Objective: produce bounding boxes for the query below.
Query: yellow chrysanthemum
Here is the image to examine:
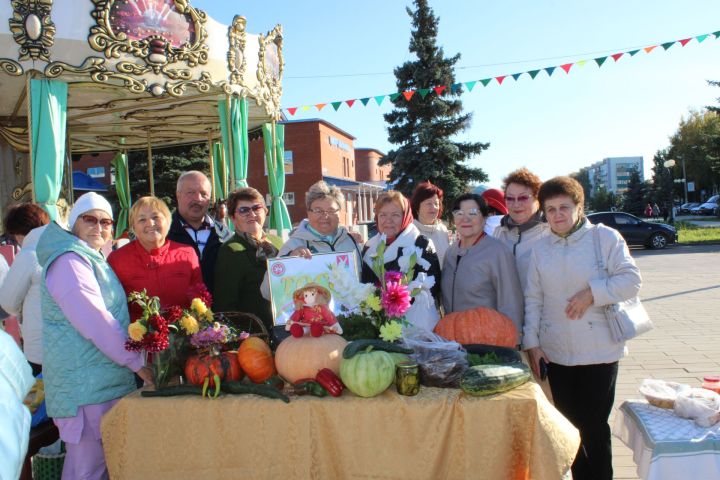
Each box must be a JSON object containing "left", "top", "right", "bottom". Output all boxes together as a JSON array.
[
  {"left": 180, "top": 314, "right": 200, "bottom": 334},
  {"left": 365, "top": 294, "right": 382, "bottom": 312},
  {"left": 379, "top": 321, "right": 403, "bottom": 342},
  {"left": 128, "top": 321, "right": 147, "bottom": 341},
  {"left": 191, "top": 298, "right": 208, "bottom": 315},
  {"left": 202, "top": 309, "right": 214, "bottom": 322}
]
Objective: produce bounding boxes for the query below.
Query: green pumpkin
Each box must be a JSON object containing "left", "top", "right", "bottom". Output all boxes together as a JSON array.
[{"left": 340, "top": 348, "right": 396, "bottom": 398}]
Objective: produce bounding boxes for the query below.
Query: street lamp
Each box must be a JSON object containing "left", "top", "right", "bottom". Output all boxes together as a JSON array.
[
  {"left": 663, "top": 159, "right": 676, "bottom": 223},
  {"left": 667, "top": 157, "right": 689, "bottom": 205}
]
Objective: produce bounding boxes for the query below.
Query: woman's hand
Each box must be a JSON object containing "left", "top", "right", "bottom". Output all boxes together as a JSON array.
[
  {"left": 136, "top": 366, "right": 154, "bottom": 386},
  {"left": 289, "top": 247, "right": 313, "bottom": 259},
  {"left": 526, "top": 347, "right": 549, "bottom": 379},
  {"left": 565, "top": 287, "right": 594, "bottom": 320}
]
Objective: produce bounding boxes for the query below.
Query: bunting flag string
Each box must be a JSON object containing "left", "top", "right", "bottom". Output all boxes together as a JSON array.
[{"left": 283, "top": 30, "right": 720, "bottom": 116}]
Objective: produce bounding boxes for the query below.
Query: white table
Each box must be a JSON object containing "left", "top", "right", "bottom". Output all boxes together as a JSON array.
[{"left": 614, "top": 400, "right": 720, "bottom": 480}]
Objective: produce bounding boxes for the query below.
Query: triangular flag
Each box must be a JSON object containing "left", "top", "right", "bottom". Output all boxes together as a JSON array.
[
  {"left": 679, "top": 38, "right": 692, "bottom": 47},
  {"left": 301, "top": 105, "right": 311, "bottom": 111},
  {"left": 345, "top": 99, "right": 356, "bottom": 108},
  {"left": 389, "top": 93, "right": 401, "bottom": 101},
  {"left": 661, "top": 41, "right": 675, "bottom": 50},
  {"left": 713, "top": 31, "right": 720, "bottom": 38},
  {"left": 418, "top": 88, "right": 431, "bottom": 98},
  {"left": 512, "top": 73, "right": 522, "bottom": 81},
  {"left": 374, "top": 95, "right": 385, "bottom": 106},
  {"left": 495, "top": 75, "right": 507, "bottom": 85},
  {"left": 331, "top": 101, "right": 342, "bottom": 111},
  {"left": 628, "top": 49, "right": 640, "bottom": 56},
  {"left": 560, "top": 63, "right": 573, "bottom": 74},
  {"left": 433, "top": 85, "right": 446, "bottom": 95},
  {"left": 480, "top": 78, "right": 492, "bottom": 86},
  {"left": 544, "top": 66, "right": 556, "bottom": 76},
  {"left": 595, "top": 56, "right": 607, "bottom": 67},
  {"left": 450, "top": 83, "right": 461, "bottom": 93},
  {"left": 528, "top": 70, "right": 540, "bottom": 79},
  {"left": 316, "top": 103, "right": 327, "bottom": 111},
  {"left": 465, "top": 80, "right": 477, "bottom": 91},
  {"left": 697, "top": 34, "right": 709, "bottom": 43},
  {"left": 287, "top": 107, "right": 297, "bottom": 116},
  {"left": 402, "top": 90, "right": 415, "bottom": 101},
  {"left": 360, "top": 97, "right": 371, "bottom": 106},
  {"left": 576, "top": 60, "right": 587, "bottom": 68},
  {"left": 644, "top": 45, "right": 657, "bottom": 53},
  {"left": 611, "top": 53, "right": 624, "bottom": 62}
]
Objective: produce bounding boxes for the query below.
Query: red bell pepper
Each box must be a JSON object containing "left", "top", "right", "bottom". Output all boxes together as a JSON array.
[{"left": 315, "top": 368, "right": 344, "bottom": 397}]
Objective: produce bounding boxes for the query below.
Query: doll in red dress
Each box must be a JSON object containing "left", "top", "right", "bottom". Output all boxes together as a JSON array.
[{"left": 286, "top": 283, "right": 343, "bottom": 337}]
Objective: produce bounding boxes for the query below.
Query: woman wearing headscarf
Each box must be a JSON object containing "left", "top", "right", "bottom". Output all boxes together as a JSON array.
[
  {"left": 410, "top": 181, "right": 450, "bottom": 268},
  {"left": 36, "top": 192, "right": 153, "bottom": 480}
]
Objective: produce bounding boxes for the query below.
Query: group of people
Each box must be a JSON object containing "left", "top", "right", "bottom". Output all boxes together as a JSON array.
[{"left": 0, "top": 166, "right": 641, "bottom": 480}]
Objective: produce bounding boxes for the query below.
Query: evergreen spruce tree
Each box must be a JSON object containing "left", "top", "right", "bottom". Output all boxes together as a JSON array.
[
  {"left": 381, "top": 0, "right": 488, "bottom": 213},
  {"left": 622, "top": 167, "right": 649, "bottom": 216},
  {"left": 127, "top": 143, "right": 210, "bottom": 209}
]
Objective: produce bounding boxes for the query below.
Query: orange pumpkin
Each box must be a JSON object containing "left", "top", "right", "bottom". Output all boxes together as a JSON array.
[
  {"left": 185, "top": 353, "right": 224, "bottom": 388},
  {"left": 274, "top": 334, "right": 347, "bottom": 383},
  {"left": 237, "top": 337, "right": 276, "bottom": 383},
  {"left": 434, "top": 307, "right": 518, "bottom": 347},
  {"left": 220, "top": 351, "right": 244, "bottom": 382}
]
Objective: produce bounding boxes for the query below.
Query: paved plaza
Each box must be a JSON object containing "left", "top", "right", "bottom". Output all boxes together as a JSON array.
[{"left": 610, "top": 244, "right": 720, "bottom": 479}]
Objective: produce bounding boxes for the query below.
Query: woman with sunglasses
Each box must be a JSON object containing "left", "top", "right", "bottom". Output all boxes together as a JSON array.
[
  {"left": 214, "top": 188, "right": 282, "bottom": 332},
  {"left": 36, "top": 192, "right": 153, "bottom": 479},
  {"left": 493, "top": 168, "right": 549, "bottom": 290},
  {"left": 108, "top": 196, "right": 203, "bottom": 321},
  {"left": 441, "top": 193, "right": 524, "bottom": 341}
]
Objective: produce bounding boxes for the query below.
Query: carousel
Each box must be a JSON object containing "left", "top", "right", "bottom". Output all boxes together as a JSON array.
[{"left": 0, "top": 0, "right": 291, "bottom": 235}]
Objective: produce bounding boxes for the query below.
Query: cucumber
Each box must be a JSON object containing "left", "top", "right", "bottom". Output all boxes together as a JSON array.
[
  {"left": 141, "top": 385, "right": 204, "bottom": 397},
  {"left": 221, "top": 381, "right": 290, "bottom": 403},
  {"left": 342, "top": 339, "right": 413, "bottom": 359},
  {"left": 460, "top": 363, "right": 531, "bottom": 396}
]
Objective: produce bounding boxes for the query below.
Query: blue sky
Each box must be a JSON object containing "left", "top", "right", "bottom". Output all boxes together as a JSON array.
[{"left": 196, "top": 0, "right": 720, "bottom": 187}]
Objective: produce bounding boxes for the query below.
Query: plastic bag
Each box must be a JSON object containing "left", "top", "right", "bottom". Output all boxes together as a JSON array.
[
  {"left": 674, "top": 388, "right": 720, "bottom": 427},
  {"left": 402, "top": 326, "right": 468, "bottom": 388}
]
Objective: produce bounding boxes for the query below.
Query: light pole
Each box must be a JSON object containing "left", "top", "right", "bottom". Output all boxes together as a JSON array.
[{"left": 663, "top": 159, "right": 676, "bottom": 223}]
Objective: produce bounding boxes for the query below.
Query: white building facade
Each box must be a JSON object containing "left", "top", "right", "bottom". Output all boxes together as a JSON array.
[{"left": 588, "top": 156, "right": 643, "bottom": 195}]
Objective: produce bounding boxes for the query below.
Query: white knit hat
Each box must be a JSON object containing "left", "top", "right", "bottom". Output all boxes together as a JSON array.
[{"left": 68, "top": 192, "right": 113, "bottom": 229}]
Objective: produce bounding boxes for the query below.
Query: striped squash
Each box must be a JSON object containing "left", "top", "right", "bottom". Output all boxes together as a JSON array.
[{"left": 460, "top": 363, "right": 531, "bottom": 396}]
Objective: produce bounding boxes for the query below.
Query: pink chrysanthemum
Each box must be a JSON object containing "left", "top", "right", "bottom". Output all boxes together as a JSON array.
[
  {"left": 381, "top": 281, "right": 411, "bottom": 318},
  {"left": 384, "top": 271, "right": 403, "bottom": 284}
]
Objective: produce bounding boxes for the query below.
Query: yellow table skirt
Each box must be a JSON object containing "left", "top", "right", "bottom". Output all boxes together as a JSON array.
[{"left": 101, "top": 382, "right": 579, "bottom": 480}]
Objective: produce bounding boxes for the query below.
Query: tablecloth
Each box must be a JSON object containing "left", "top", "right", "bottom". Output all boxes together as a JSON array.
[
  {"left": 101, "top": 382, "right": 579, "bottom": 480},
  {"left": 614, "top": 400, "right": 720, "bottom": 480}
]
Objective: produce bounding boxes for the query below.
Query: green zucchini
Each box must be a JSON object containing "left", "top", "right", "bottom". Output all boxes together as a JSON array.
[
  {"left": 460, "top": 363, "right": 531, "bottom": 396},
  {"left": 141, "top": 385, "right": 204, "bottom": 397},
  {"left": 342, "top": 339, "right": 413, "bottom": 359},
  {"left": 221, "top": 381, "right": 290, "bottom": 403}
]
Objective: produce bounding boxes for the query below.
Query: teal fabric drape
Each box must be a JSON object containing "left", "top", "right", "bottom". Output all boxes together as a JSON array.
[
  {"left": 262, "top": 122, "right": 291, "bottom": 231},
  {"left": 212, "top": 141, "right": 228, "bottom": 200},
  {"left": 31, "top": 79, "right": 68, "bottom": 222},
  {"left": 111, "top": 152, "right": 131, "bottom": 239},
  {"left": 218, "top": 96, "right": 249, "bottom": 189}
]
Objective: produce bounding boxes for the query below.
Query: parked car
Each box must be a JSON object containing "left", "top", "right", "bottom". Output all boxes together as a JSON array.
[
  {"left": 679, "top": 202, "right": 700, "bottom": 215},
  {"left": 587, "top": 212, "right": 677, "bottom": 249},
  {"left": 690, "top": 204, "right": 705, "bottom": 215},
  {"left": 697, "top": 195, "right": 720, "bottom": 216}
]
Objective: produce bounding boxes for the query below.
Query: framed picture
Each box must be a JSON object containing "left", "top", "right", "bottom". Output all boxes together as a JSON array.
[{"left": 266, "top": 250, "right": 360, "bottom": 325}]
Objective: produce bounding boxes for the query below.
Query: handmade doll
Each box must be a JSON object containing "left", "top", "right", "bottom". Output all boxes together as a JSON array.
[{"left": 286, "top": 283, "right": 343, "bottom": 337}]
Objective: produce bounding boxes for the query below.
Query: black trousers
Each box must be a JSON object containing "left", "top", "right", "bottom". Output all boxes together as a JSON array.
[{"left": 547, "top": 361, "right": 618, "bottom": 480}]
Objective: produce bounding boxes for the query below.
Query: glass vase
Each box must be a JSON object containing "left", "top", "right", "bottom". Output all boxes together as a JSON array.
[{"left": 150, "top": 332, "right": 186, "bottom": 389}]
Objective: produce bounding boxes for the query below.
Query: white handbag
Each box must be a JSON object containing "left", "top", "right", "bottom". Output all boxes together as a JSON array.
[{"left": 592, "top": 227, "right": 653, "bottom": 343}]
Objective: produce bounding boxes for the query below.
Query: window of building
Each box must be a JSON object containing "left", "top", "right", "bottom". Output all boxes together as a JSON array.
[
  {"left": 328, "top": 135, "right": 350, "bottom": 151},
  {"left": 265, "top": 192, "right": 295, "bottom": 206},
  {"left": 264, "top": 150, "right": 294, "bottom": 175},
  {"left": 87, "top": 166, "right": 105, "bottom": 178}
]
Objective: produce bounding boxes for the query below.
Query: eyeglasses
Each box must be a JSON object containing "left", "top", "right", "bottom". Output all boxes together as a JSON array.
[
  {"left": 81, "top": 214, "right": 114, "bottom": 228},
  {"left": 309, "top": 207, "right": 340, "bottom": 217},
  {"left": 236, "top": 204, "right": 265, "bottom": 216},
  {"left": 505, "top": 194, "right": 532, "bottom": 204},
  {"left": 452, "top": 209, "right": 481, "bottom": 219}
]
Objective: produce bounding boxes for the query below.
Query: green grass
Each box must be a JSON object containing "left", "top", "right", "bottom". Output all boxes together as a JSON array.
[{"left": 675, "top": 221, "right": 720, "bottom": 244}]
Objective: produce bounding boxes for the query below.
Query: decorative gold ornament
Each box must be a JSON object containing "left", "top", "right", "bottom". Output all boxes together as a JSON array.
[
  {"left": 228, "top": 16, "right": 247, "bottom": 85},
  {"left": 0, "top": 59, "right": 23, "bottom": 76},
  {"left": 12, "top": 182, "right": 32, "bottom": 201},
  {"left": 45, "top": 57, "right": 107, "bottom": 78},
  {"left": 166, "top": 71, "right": 212, "bottom": 97},
  {"left": 9, "top": 0, "right": 56, "bottom": 62},
  {"left": 256, "top": 24, "right": 283, "bottom": 119}
]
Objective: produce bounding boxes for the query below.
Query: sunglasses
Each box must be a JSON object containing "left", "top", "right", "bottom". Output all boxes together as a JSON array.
[
  {"left": 505, "top": 194, "right": 532, "bottom": 204},
  {"left": 236, "top": 204, "right": 265, "bottom": 216},
  {"left": 81, "top": 214, "right": 114, "bottom": 228}
]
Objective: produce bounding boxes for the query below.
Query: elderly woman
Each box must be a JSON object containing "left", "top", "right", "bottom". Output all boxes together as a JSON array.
[
  {"left": 441, "top": 193, "right": 523, "bottom": 339},
  {"left": 279, "top": 180, "right": 362, "bottom": 259},
  {"left": 362, "top": 191, "right": 441, "bottom": 330},
  {"left": 493, "top": 168, "right": 549, "bottom": 290},
  {"left": 524, "top": 177, "right": 641, "bottom": 480},
  {"left": 108, "top": 196, "right": 203, "bottom": 318},
  {"left": 36, "top": 192, "right": 153, "bottom": 479},
  {"left": 214, "top": 188, "right": 282, "bottom": 332},
  {"left": 0, "top": 203, "right": 50, "bottom": 375},
  {"left": 410, "top": 181, "right": 450, "bottom": 268}
]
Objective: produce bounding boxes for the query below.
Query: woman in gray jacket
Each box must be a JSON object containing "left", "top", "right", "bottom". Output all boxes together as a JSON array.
[{"left": 523, "top": 176, "right": 641, "bottom": 480}]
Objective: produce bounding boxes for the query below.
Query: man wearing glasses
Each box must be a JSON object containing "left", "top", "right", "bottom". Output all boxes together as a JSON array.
[{"left": 167, "top": 171, "right": 230, "bottom": 295}]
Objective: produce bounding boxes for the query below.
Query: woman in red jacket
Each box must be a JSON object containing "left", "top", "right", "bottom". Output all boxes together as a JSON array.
[{"left": 108, "top": 196, "right": 203, "bottom": 320}]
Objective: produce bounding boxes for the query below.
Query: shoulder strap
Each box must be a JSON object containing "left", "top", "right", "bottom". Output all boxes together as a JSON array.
[{"left": 592, "top": 226, "right": 607, "bottom": 277}]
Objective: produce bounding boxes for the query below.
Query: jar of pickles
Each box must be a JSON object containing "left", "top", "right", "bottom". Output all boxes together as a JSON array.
[
  {"left": 701, "top": 375, "right": 720, "bottom": 394},
  {"left": 395, "top": 362, "right": 420, "bottom": 396}
]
